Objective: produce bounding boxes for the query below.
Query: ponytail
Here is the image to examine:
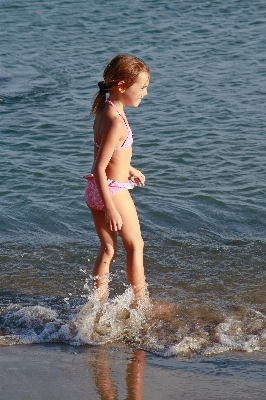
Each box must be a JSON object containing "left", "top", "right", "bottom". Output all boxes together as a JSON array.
[
  {"left": 90, "top": 88, "right": 106, "bottom": 118},
  {"left": 90, "top": 80, "right": 115, "bottom": 117}
]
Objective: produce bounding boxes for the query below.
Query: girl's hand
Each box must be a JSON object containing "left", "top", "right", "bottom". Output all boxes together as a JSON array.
[
  {"left": 129, "top": 167, "right": 145, "bottom": 187},
  {"left": 104, "top": 206, "right": 123, "bottom": 231}
]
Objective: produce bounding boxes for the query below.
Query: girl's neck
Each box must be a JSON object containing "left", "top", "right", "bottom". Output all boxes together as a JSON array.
[{"left": 107, "top": 95, "right": 125, "bottom": 113}]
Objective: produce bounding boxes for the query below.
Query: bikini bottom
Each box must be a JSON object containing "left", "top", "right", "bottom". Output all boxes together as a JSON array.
[{"left": 83, "top": 173, "right": 135, "bottom": 211}]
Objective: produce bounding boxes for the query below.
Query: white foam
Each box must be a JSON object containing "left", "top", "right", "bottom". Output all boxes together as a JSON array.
[{"left": 1, "top": 298, "right": 266, "bottom": 356}]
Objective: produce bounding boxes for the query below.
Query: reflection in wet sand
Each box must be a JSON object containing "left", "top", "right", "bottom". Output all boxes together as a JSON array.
[
  {"left": 85, "top": 347, "right": 146, "bottom": 400},
  {"left": 125, "top": 350, "right": 146, "bottom": 400}
]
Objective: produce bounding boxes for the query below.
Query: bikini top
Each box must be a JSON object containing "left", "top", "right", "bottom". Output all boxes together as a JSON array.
[{"left": 94, "top": 99, "right": 133, "bottom": 150}]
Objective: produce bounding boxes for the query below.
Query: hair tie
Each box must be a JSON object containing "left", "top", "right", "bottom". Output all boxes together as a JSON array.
[{"left": 98, "top": 81, "right": 108, "bottom": 91}]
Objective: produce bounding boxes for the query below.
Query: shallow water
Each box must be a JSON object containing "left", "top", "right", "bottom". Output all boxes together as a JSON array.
[{"left": 1, "top": 0, "right": 266, "bottom": 356}]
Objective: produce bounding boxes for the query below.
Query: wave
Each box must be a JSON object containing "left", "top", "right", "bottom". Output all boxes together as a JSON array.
[
  {"left": 1, "top": 288, "right": 266, "bottom": 357},
  {"left": 0, "top": 66, "right": 58, "bottom": 100}
]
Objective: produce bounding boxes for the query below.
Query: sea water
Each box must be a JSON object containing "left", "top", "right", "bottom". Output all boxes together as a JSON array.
[{"left": 1, "top": 0, "right": 266, "bottom": 357}]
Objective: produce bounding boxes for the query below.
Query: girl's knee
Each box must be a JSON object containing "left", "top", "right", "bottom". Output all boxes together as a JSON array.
[
  {"left": 135, "top": 236, "right": 144, "bottom": 251},
  {"left": 124, "top": 236, "right": 144, "bottom": 254},
  {"left": 139, "top": 237, "right": 144, "bottom": 250},
  {"left": 102, "top": 242, "right": 116, "bottom": 259}
]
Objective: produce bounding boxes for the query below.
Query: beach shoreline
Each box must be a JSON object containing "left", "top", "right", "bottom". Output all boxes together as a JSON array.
[{"left": 1, "top": 343, "right": 266, "bottom": 399}]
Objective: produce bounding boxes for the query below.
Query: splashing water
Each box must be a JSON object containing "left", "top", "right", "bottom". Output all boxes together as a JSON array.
[{"left": 1, "top": 285, "right": 266, "bottom": 357}]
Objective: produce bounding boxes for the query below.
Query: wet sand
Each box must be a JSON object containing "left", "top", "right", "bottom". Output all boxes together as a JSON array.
[{"left": 1, "top": 344, "right": 266, "bottom": 399}]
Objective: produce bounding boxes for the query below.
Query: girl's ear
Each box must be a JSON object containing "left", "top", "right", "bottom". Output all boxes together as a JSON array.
[{"left": 118, "top": 81, "right": 126, "bottom": 93}]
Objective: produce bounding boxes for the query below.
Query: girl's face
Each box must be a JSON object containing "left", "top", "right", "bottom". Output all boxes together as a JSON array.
[{"left": 121, "top": 71, "right": 150, "bottom": 107}]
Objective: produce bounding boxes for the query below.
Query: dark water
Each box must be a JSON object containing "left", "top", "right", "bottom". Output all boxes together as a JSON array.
[{"left": 1, "top": 0, "right": 266, "bottom": 357}]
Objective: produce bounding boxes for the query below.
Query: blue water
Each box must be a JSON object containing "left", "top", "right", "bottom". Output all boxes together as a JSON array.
[{"left": 1, "top": 0, "right": 266, "bottom": 355}]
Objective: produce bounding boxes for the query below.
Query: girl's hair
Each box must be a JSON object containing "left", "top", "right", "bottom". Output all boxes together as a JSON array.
[{"left": 90, "top": 54, "right": 150, "bottom": 117}]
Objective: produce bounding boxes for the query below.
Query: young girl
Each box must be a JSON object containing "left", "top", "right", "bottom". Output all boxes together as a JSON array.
[{"left": 84, "top": 54, "right": 150, "bottom": 304}]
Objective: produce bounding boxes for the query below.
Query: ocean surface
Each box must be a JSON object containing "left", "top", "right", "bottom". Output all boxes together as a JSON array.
[{"left": 1, "top": 0, "right": 266, "bottom": 359}]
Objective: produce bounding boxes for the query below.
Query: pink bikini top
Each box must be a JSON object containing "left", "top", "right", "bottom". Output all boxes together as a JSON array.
[{"left": 94, "top": 99, "right": 133, "bottom": 150}]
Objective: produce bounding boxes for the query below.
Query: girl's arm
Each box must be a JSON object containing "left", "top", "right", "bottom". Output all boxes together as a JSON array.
[
  {"left": 129, "top": 165, "right": 145, "bottom": 186},
  {"left": 93, "top": 119, "right": 125, "bottom": 231}
]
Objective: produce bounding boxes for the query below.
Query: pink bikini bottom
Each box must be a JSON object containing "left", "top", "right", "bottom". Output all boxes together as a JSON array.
[{"left": 83, "top": 174, "right": 135, "bottom": 210}]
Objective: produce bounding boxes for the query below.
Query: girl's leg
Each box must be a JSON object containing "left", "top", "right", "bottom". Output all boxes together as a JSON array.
[
  {"left": 111, "top": 190, "right": 147, "bottom": 301},
  {"left": 90, "top": 208, "right": 117, "bottom": 301}
]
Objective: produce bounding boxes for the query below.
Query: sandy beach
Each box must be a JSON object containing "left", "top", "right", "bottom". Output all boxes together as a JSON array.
[{"left": 1, "top": 344, "right": 266, "bottom": 400}]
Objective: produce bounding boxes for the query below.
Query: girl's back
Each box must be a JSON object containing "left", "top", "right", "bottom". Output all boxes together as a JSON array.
[{"left": 92, "top": 101, "right": 133, "bottom": 182}]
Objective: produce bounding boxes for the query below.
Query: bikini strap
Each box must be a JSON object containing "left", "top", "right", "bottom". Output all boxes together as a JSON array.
[{"left": 105, "top": 99, "right": 129, "bottom": 127}]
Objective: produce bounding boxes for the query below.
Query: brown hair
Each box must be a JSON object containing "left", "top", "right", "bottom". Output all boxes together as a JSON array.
[{"left": 90, "top": 54, "right": 150, "bottom": 117}]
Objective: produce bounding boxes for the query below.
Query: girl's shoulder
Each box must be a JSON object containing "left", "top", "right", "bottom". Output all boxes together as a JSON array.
[
  {"left": 94, "top": 111, "right": 126, "bottom": 133},
  {"left": 94, "top": 112, "right": 127, "bottom": 147}
]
